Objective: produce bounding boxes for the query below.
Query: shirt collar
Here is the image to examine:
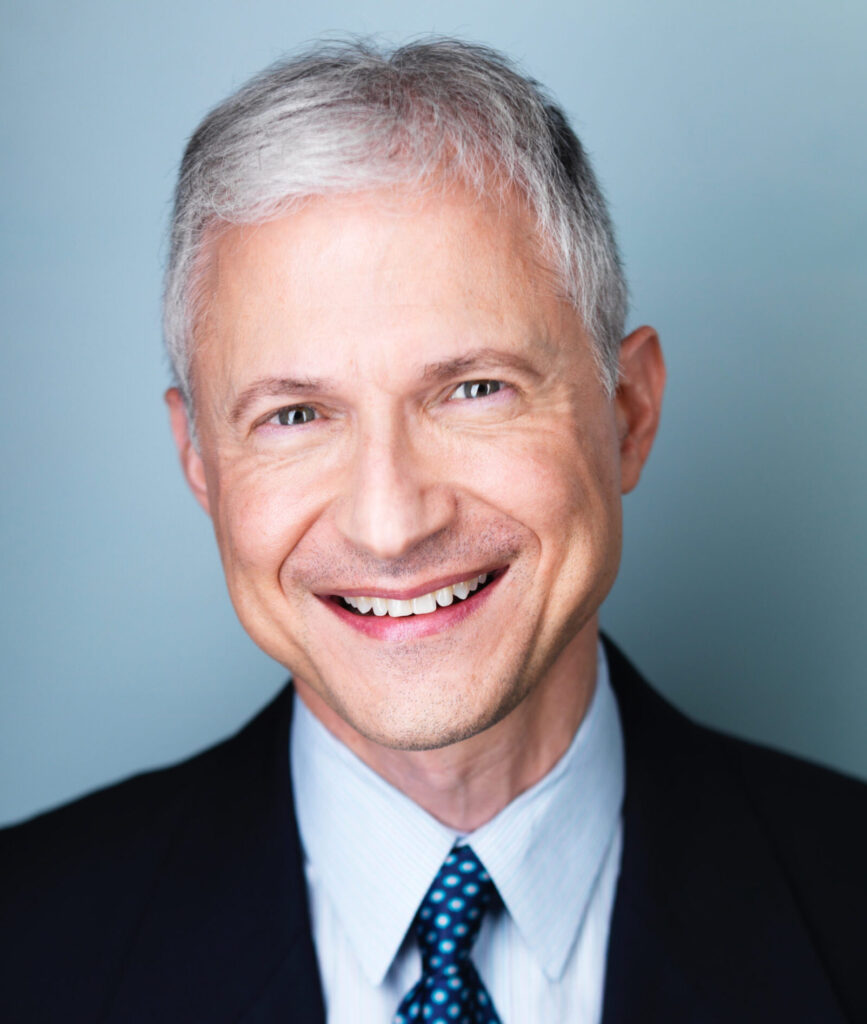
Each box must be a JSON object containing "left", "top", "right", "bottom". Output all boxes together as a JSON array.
[
  {"left": 291, "top": 640, "right": 624, "bottom": 984},
  {"left": 291, "top": 699, "right": 457, "bottom": 984},
  {"left": 468, "top": 646, "right": 624, "bottom": 978}
]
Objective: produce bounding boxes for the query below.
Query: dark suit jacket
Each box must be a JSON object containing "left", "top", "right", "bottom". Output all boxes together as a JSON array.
[{"left": 3, "top": 639, "right": 866, "bottom": 1022}]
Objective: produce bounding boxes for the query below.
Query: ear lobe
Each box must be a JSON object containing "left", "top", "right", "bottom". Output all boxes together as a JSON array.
[
  {"left": 614, "top": 326, "right": 666, "bottom": 494},
  {"left": 165, "top": 387, "right": 212, "bottom": 515}
]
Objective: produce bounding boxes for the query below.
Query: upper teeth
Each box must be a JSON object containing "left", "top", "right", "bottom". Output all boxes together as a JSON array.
[{"left": 342, "top": 574, "right": 488, "bottom": 617}]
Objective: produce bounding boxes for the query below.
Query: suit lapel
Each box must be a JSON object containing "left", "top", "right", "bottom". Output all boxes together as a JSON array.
[
  {"left": 601, "top": 638, "right": 847, "bottom": 1023},
  {"left": 105, "top": 685, "right": 325, "bottom": 1024}
]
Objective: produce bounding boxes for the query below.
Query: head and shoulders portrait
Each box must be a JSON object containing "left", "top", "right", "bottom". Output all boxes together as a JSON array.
[{"left": 2, "top": 8, "right": 866, "bottom": 1024}]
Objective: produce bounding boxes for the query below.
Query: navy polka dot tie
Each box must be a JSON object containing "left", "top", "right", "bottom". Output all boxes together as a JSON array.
[{"left": 394, "top": 845, "right": 502, "bottom": 1024}]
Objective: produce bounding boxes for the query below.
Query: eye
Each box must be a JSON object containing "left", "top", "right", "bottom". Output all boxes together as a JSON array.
[
  {"left": 449, "top": 380, "right": 503, "bottom": 400},
  {"left": 270, "top": 405, "right": 318, "bottom": 426}
]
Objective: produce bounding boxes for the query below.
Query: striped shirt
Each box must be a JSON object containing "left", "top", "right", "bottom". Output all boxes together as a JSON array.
[{"left": 291, "top": 643, "right": 625, "bottom": 1023}]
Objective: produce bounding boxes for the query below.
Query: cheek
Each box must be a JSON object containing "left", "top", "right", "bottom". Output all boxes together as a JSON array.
[
  {"left": 209, "top": 456, "right": 326, "bottom": 582},
  {"left": 500, "top": 421, "right": 622, "bottom": 590},
  {"left": 483, "top": 420, "right": 618, "bottom": 529}
]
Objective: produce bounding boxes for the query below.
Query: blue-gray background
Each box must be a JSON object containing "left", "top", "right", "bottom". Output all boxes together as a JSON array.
[{"left": 2, "top": 0, "right": 865, "bottom": 825}]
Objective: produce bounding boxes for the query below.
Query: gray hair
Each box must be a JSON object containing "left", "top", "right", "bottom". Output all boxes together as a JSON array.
[{"left": 164, "top": 38, "right": 628, "bottom": 409}]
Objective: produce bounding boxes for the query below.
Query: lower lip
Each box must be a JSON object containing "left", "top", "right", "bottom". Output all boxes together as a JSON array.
[{"left": 321, "top": 573, "right": 504, "bottom": 641}]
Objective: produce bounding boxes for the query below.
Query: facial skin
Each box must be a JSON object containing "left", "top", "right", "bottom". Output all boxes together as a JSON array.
[{"left": 167, "top": 185, "right": 664, "bottom": 829}]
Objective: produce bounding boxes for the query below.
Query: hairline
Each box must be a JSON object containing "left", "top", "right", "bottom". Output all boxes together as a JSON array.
[{"left": 163, "top": 39, "right": 628, "bottom": 424}]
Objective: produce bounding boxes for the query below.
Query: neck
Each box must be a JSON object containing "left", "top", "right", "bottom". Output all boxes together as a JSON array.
[{"left": 294, "top": 621, "right": 599, "bottom": 832}]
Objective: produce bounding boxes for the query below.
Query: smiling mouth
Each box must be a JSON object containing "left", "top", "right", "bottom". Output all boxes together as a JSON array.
[{"left": 333, "top": 571, "right": 497, "bottom": 618}]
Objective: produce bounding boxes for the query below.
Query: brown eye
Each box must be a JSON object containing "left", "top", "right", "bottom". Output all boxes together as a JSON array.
[
  {"left": 451, "top": 380, "right": 503, "bottom": 400},
  {"left": 275, "top": 406, "right": 317, "bottom": 426}
]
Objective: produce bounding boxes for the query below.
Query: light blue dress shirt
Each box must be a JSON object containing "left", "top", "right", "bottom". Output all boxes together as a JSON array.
[{"left": 291, "top": 642, "right": 625, "bottom": 1023}]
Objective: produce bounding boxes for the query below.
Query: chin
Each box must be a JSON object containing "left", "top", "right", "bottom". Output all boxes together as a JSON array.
[{"left": 325, "top": 666, "right": 531, "bottom": 753}]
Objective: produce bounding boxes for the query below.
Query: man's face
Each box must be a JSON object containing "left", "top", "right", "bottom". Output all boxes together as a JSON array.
[{"left": 170, "top": 186, "right": 660, "bottom": 751}]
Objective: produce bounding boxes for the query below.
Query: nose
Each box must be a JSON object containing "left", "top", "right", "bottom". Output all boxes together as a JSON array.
[{"left": 334, "top": 412, "right": 456, "bottom": 560}]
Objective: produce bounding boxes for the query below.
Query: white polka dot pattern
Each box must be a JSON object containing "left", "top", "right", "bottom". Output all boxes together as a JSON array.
[{"left": 393, "top": 845, "right": 502, "bottom": 1024}]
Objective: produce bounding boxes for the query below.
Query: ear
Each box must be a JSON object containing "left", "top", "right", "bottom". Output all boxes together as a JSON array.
[
  {"left": 614, "top": 326, "right": 666, "bottom": 494},
  {"left": 165, "top": 387, "right": 212, "bottom": 515}
]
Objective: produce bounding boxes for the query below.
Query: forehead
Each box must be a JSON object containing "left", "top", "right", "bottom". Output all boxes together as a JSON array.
[{"left": 195, "top": 186, "right": 576, "bottom": 394}]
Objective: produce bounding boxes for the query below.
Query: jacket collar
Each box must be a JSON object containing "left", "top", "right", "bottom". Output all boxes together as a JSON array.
[
  {"left": 105, "top": 684, "right": 325, "bottom": 1024},
  {"left": 601, "top": 636, "right": 846, "bottom": 1024}
]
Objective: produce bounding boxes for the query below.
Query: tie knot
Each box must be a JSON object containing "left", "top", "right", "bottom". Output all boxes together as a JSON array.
[{"left": 414, "top": 845, "right": 496, "bottom": 973}]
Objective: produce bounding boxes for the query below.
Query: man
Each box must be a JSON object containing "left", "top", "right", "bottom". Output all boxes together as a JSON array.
[{"left": 2, "top": 38, "right": 865, "bottom": 1024}]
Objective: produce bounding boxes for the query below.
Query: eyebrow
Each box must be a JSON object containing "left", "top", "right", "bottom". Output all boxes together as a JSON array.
[
  {"left": 229, "top": 376, "right": 333, "bottom": 424},
  {"left": 420, "top": 347, "right": 545, "bottom": 384}
]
